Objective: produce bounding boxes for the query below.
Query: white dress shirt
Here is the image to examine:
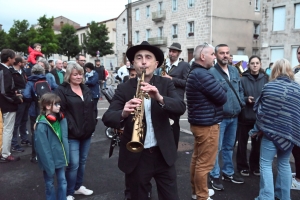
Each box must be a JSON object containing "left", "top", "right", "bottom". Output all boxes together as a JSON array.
[{"left": 143, "top": 97, "right": 158, "bottom": 148}]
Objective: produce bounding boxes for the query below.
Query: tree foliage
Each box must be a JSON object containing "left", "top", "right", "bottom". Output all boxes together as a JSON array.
[
  {"left": 57, "top": 24, "right": 81, "bottom": 61},
  {"left": 32, "top": 15, "right": 59, "bottom": 58},
  {"left": 83, "top": 21, "right": 114, "bottom": 57},
  {"left": 6, "top": 20, "right": 31, "bottom": 53},
  {"left": 0, "top": 30, "right": 8, "bottom": 50}
]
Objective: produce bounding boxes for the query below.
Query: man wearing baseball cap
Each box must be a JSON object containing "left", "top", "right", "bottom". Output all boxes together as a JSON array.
[{"left": 102, "top": 41, "right": 186, "bottom": 200}]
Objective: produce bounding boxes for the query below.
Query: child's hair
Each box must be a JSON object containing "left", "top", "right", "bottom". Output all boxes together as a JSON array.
[
  {"left": 34, "top": 43, "right": 41, "bottom": 48},
  {"left": 39, "top": 93, "right": 61, "bottom": 115}
]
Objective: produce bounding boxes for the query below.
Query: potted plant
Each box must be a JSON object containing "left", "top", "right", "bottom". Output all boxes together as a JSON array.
[
  {"left": 253, "top": 34, "right": 259, "bottom": 39},
  {"left": 188, "top": 32, "right": 194, "bottom": 37}
]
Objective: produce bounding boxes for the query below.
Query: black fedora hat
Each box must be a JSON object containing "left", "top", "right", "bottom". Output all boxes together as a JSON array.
[
  {"left": 168, "top": 42, "right": 182, "bottom": 52},
  {"left": 126, "top": 41, "right": 164, "bottom": 67}
]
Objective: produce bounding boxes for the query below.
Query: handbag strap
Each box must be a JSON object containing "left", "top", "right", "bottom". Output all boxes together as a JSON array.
[{"left": 215, "top": 65, "right": 243, "bottom": 107}]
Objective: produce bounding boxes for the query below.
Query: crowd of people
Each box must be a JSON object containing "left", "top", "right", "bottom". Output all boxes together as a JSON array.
[{"left": 0, "top": 42, "right": 300, "bottom": 200}]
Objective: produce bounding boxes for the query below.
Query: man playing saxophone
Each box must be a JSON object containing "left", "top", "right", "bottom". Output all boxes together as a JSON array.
[{"left": 102, "top": 41, "right": 186, "bottom": 200}]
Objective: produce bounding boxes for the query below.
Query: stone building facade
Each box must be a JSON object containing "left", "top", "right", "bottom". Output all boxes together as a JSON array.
[
  {"left": 116, "top": 0, "right": 262, "bottom": 66},
  {"left": 260, "top": 0, "right": 300, "bottom": 68}
]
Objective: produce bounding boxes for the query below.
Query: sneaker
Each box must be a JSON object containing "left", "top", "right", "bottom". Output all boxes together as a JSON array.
[
  {"left": 30, "top": 156, "right": 38, "bottom": 163},
  {"left": 74, "top": 186, "right": 93, "bottom": 195},
  {"left": 21, "top": 140, "right": 32, "bottom": 146},
  {"left": 0, "top": 155, "right": 20, "bottom": 163},
  {"left": 67, "top": 195, "right": 75, "bottom": 200},
  {"left": 252, "top": 170, "right": 260, "bottom": 176},
  {"left": 12, "top": 145, "right": 25, "bottom": 152},
  {"left": 191, "top": 190, "right": 214, "bottom": 200},
  {"left": 291, "top": 177, "right": 300, "bottom": 190},
  {"left": 222, "top": 173, "right": 244, "bottom": 184},
  {"left": 209, "top": 176, "right": 224, "bottom": 191},
  {"left": 292, "top": 173, "right": 296, "bottom": 177},
  {"left": 240, "top": 170, "right": 250, "bottom": 176}
]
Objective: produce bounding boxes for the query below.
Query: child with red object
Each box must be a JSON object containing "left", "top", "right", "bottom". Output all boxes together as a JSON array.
[{"left": 27, "top": 43, "right": 43, "bottom": 76}]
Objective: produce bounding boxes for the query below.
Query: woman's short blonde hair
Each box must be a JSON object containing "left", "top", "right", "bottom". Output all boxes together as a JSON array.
[
  {"left": 270, "top": 58, "right": 294, "bottom": 81},
  {"left": 64, "top": 62, "right": 85, "bottom": 84}
]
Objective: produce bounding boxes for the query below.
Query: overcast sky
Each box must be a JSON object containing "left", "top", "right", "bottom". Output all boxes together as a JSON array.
[{"left": 0, "top": 0, "right": 137, "bottom": 32}]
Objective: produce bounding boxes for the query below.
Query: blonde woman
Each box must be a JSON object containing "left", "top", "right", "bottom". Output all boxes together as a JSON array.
[
  {"left": 55, "top": 63, "right": 97, "bottom": 200},
  {"left": 251, "top": 59, "right": 300, "bottom": 200}
]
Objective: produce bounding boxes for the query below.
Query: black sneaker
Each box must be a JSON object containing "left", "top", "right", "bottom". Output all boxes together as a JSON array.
[
  {"left": 12, "top": 145, "right": 25, "bottom": 152},
  {"left": 252, "top": 170, "right": 260, "bottom": 176},
  {"left": 209, "top": 176, "right": 224, "bottom": 191},
  {"left": 222, "top": 173, "right": 244, "bottom": 184},
  {"left": 0, "top": 155, "right": 20, "bottom": 163},
  {"left": 240, "top": 169, "right": 250, "bottom": 176},
  {"left": 30, "top": 156, "right": 38, "bottom": 163},
  {"left": 21, "top": 140, "right": 32, "bottom": 146}
]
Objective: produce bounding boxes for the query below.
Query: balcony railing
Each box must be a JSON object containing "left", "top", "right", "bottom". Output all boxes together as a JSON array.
[
  {"left": 148, "top": 37, "right": 167, "bottom": 46},
  {"left": 152, "top": 10, "right": 166, "bottom": 22}
]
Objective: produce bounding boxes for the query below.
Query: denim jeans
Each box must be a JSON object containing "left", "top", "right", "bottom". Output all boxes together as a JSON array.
[
  {"left": 210, "top": 117, "right": 238, "bottom": 178},
  {"left": 43, "top": 167, "right": 67, "bottom": 200},
  {"left": 66, "top": 137, "right": 91, "bottom": 196},
  {"left": 255, "top": 136, "right": 292, "bottom": 200},
  {"left": 11, "top": 102, "right": 30, "bottom": 147}
]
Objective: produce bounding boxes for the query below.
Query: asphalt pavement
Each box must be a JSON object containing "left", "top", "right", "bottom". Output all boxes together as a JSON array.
[{"left": 0, "top": 98, "right": 299, "bottom": 200}]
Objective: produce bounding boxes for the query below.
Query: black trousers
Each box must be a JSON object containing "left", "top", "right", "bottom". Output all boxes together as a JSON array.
[
  {"left": 236, "top": 123, "right": 261, "bottom": 171},
  {"left": 292, "top": 145, "right": 300, "bottom": 179},
  {"left": 127, "top": 147, "right": 179, "bottom": 200},
  {"left": 30, "top": 115, "right": 37, "bottom": 158}
]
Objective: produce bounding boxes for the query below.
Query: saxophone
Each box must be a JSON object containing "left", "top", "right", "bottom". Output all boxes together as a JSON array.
[{"left": 126, "top": 69, "right": 149, "bottom": 153}]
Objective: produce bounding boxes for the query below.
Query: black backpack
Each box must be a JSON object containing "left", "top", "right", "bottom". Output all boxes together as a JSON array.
[{"left": 33, "top": 80, "right": 51, "bottom": 114}]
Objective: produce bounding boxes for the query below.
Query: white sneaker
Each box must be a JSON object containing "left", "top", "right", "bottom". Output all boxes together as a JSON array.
[
  {"left": 74, "top": 186, "right": 93, "bottom": 195},
  {"left": 292, "top": 173, "right": 296, "bottom": 177},
  {"left": 191, "top": 189, "right": 214, "bottom": 199},
  {"left": 66, "top": 195, "right": 75, "bottom": 200},
  {"left": 291, "top": 177, "right": 300, "bottom": 190}
]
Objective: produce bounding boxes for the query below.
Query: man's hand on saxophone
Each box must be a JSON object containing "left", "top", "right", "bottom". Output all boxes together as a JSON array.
[
  {"left": 140, "top": 82, "right": 164, "bottom": 105},
  {"left": 121, "top": 98, "right": 142, "bottom": 119}
]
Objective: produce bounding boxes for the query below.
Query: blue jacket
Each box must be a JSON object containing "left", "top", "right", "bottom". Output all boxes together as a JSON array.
[
  {"left": 186, "top": 62, "right": 227, "bottom": 126},
  {"left": 45, "top": 71, "right": 58, "bottom": 90},
  {"left": 23, "top": 74, "right": 50, "bottom": 117},
  {"left": 85, "top": 70, "right": 100, "bottom": 99},
  {"left": 254, "top": 76, "right": 300, "bottom": 148},
  {"left": 209, "top": 64, "right": 245, "bottom": 118},
  {"left": 34, "top": 116, "right": 69, "bottom": 177}
]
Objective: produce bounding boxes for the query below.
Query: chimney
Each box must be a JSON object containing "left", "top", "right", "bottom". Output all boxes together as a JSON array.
[{"left": 0, "top": 24, "right": 2, "bottom": 31}]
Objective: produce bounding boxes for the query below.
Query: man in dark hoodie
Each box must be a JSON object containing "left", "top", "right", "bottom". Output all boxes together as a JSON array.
[
  {"left": 0, "top": 49, "right": 23, "bottom": 163},
  {"left": 10, "top": 56, "right": 31, "bottom": 153},
  {"left": 23, "top": 64, "right": 50, "bottom": 163}
]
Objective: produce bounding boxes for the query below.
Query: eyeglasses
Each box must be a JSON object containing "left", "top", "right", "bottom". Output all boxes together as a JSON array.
[
  {"left": 79, "top": 60, "right": 86, "bottom": 62},
  {"left": 53, "top": 103, "right": 61, "bottom": 107},
  {"left": 199, "top": 42, "right": 208, "bottom": 56}
]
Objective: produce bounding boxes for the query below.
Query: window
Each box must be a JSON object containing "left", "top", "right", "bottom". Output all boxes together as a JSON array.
[
  {"left": 188, "top": 0, "right": 195, "bottom": 8},
  {"left": 135, "top": 31, "right": 140, "bottom": 43},
  {"left": 135, "top": 9, "right": 140, "bottom": 21},
  {"left": 146, "top": 29, "right": 151, "bottom": 41},
  {"left": 255, "top": 0, "right": 260, "bottom": 11},
  {"left": 122, "top": 34, "right": 126, "bottom": 45},
  {"left": 172, "top": 24, "right": 178, "bottom": 38},
  {"left": 146, "top": 6, "right": 150, "bottom": 18},
  {"left": 172, "top": 0, "right": 178, "bottom": 11},
  {"left": 295, "top": 4, "right": 300, "bottom": 29},
  {"left": 254, "top": 23, "right": 260, "bottom": 39},
  {"left": 237, "top": 48, "right": 245, "bottom": 55},
  {"left": 273, "top": 7, "right": 285, "bottom": 31},
  {"left": 158, "top": 2, "right": 163, "bottom": 12},
  {"left": 291, "top": 46, "right": 299, "bottom": 68},
  {"left": 270, "top": 47, "right": 284, "bottom": 62},
  {"left": 158, "top": 27, "right": 163, "bottom": 38},
  {"left": 187, "top": 21, "right": 194, "bottom": 37},
  {"left": 252, "top": 48, "right": 259, "bottom": 55}
]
